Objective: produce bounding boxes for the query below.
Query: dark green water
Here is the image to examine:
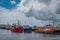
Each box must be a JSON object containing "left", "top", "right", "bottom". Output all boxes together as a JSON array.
[{"left": 0, "top": 29, "right": 60, "bottom": 40}]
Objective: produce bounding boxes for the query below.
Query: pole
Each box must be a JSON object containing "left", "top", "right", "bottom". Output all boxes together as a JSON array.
[
  {"left": 18, "top": 20, "right": 20, "bottom": 26},
  {"left": 52, "top": 16, "right": 54, "bottom": 26}
]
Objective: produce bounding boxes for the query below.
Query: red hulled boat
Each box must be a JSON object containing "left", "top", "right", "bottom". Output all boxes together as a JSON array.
[{"left": 11, "top": 26, "right": 23, "bottom": 33}]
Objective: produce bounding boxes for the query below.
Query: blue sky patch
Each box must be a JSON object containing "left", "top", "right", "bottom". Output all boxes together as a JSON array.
[{"left": 0, "top": 0, "right": 21, "bottom": 9}]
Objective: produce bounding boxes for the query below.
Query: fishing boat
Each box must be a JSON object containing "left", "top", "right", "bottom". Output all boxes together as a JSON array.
[
  {"left": 11, "top": 26, "right": 23, "bottom": 33},
  {"left": 54, "top": 28, "right": 60, "bottom": 34},
  {"left": 35, "top": 24, "right": 60, "bottom": 34},
  {"left": 53, "top": 24, "right": 60, "bottom": 34},
  {"left": 43, "top": 27, "right": 60, "bottom": 34},
  {"left": 23, "top": 25, "right": 32, "bottom": 33},
  {"left": 35, "top": 27, "right": 44, "bottom": 33},
  {"left": 36, "top": 16, "right": 60, "bottom": 34},
  {"left": 32, "top": 25, "right": 37, "bottom": 32},
  {"left": 11, "top": 20, "right": 23, "bottom": 33},
  {"left": 5, "top": 26, "right": 11, "bottom": 30}
]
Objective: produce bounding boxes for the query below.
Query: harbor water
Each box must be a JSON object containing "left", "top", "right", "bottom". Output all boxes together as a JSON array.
[{"left": 0, "top": 29, "right": 60, "bottom": 40}]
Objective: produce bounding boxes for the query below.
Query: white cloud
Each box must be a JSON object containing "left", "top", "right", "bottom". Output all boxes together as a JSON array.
[
  {"left": 18, "top": 0, "right": 60, "bottom": 21},
  {"left": 0, "top": 7, "right": 27, "bottom": 25},
  {"left": 16, "top": 0, "right": 32, "bottom": 13},
  {"left": 10, "top": 0, "right": 16, "bottom": 4},
  {"left": 0, "top": 0, "right": 60, "bottom": 26},
  {"left": 0, "top": 7, "right": 49, "bottom": 26},
  {"left": 17, "top": 0, "right": 60, "bottom": 26}
]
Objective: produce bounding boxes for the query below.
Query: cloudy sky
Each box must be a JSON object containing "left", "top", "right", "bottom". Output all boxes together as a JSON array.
[{"left": 0, "top": 0, "right": 60, "bottom": 26}]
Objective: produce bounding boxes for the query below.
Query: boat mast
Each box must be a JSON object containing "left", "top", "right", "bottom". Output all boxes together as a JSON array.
[
  {"left": 52, "top": 16, "right": 54, "bottom": 26},
  {"left": 49, "top": 19, "right": 50, "bottom": 24},
  {"left": 7, "top": 22, "right": 10, "bottom": 27},
  {"left": 25, "top": 20, "right": 27, "bottom": 25},
  {"left": 18, "top": 20, "right": 21, "bottom": 26},
  {"left": 7, "top": 22, "right": 9, "bottom": 26}
]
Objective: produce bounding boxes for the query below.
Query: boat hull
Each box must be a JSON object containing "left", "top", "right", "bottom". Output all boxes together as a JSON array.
[
  {"left": 24, "top": 27, "right": 32, "bottom": 33},
  {"left": 11, "top": 27, "right": 23, "bottom": 33},
  {"left": 53, "top": 30, "right": 60, "bottom": 34}
]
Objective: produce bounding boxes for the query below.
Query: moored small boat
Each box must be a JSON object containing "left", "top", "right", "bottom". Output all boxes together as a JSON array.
[
  {"left": 53, "top": 27, "right": 60, "bottom": 34},
  {"left": 35, "top": 27, "right": 44, "bottom": 33},
  {"left": 11, "top": 26, "right": 23, "bottom": 33},
  {"left": 23, "top": 25, "right": 32, "bottom": 33},
  {"left": 35, "top": 24, "right": 60, "bottom": 34}
]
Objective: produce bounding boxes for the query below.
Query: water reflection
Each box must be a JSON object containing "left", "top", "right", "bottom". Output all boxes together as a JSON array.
[{"left": 0, "top": 29, "right": 60, "bottom": 40}]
